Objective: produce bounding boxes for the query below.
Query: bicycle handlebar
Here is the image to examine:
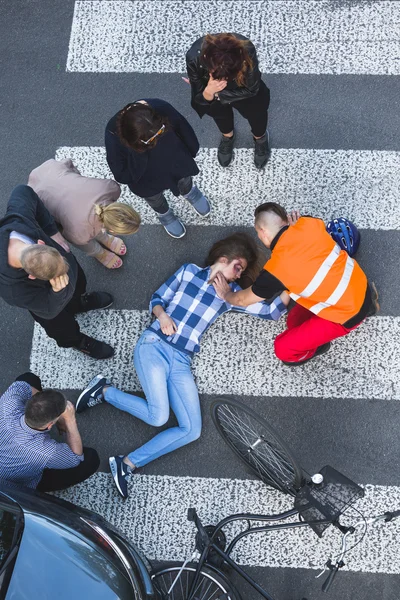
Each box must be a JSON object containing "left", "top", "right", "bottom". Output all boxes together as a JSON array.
[
  {"left": 384, "top": 510, "right": 400, "bottom": 521},
  {"left": 322, "top": 563, "right": 339, "bottom": 593}
]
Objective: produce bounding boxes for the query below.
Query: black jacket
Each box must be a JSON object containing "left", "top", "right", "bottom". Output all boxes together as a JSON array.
[
  {"left": 105, "top": 98, "right": 200, "bottom": 197},
  {"left": 186, "top": 34, "right": 262, "bottom": 117},
  {"left": 0, "top": 185, "right": 78, "bottom": 319}
]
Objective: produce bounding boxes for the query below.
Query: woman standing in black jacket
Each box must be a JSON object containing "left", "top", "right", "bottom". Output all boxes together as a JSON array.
[
  {"left": 105, "top": 99, "right": 210, "bottom": 239},
  {"left": 186, "top": 33, "right": 270, "bottom": 169}
]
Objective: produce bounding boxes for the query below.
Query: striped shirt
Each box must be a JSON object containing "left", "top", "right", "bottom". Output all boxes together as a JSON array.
[
  {"left": 0, "top": 382, "right": 83, "bottom": 489},
  {"left": 148, "top": 263, "right": 286, "bottom": 355}
]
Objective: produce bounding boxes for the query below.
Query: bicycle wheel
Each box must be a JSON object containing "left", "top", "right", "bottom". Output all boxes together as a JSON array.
[
  {"left": 152, "top": 564, "right": 241, "bottom": 600},
  {"left": 211, "top": 398, "right": 304, "bottom": 495}
]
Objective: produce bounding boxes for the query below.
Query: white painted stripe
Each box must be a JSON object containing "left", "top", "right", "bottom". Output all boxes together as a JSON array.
[
  {"left": 55, "top": 146, "right": 400, "bottom": 230},
  {"left": 55, "top": 472, "right": 400, "bottom": 574},
  {"left": 296, "top": 245, "right": 341, "bottom": 299},
  {"left": 67, "top": 1, "right": 400, "bottom": 75},
  {"left": 311, "top": 254, "right": 355, "bottom": 316},
  {"left": 30, "top": 313, "right": 400, "bottom": 400}
]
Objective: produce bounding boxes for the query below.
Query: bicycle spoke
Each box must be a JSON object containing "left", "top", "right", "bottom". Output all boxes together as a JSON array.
[{"left": 212, "top": 400, "right": 302, "bottom": 494}]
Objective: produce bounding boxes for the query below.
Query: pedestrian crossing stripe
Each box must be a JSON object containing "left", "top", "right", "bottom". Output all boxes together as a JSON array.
[
  {"left": 55, "top": 146, "right": 400, "bottom": 230},
  {"left": 56, "top": 472, "right": 400, "bottom": 574},
  {"left": 30, "top": 312, "right": 400, "bottom": 400},
  {"left": 67, "top": 0, "right": 400, "bottom": 75}
]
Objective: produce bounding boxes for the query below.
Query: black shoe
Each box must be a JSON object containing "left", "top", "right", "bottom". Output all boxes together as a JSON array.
[
  {"left": 254, "top": 131, "right": 271, "bottom": 169},
  {"left": 282, "top": 342, "right": 331, "bottom": 367},
  {"left": 76, "top": 374, "right": 112, "bottom": 413},
  {"left": 78, "top": 292, "right": 113, "bottom": 313},
  {"left": 74, "top": 334, "right": 114, "bottom": 359},
  {"left": 109, "top": 455, "right": 130, "bottom": 499},
  {"left": 218, "top": 133, "right": 235, "bottom": 167}
]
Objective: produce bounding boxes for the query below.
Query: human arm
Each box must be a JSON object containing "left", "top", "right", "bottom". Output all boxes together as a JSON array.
[
  {"left": 55, "top": 401, "right": 83, "bottom": 457},
  {"left": 150, "top": 264, "right": 188, "bottom": 332},
  {"left": 231, "top": 285, "right": 289, "bottom": 321},
  {"left": 213, "top": 269, "right": 286, "bottom": 307},
  {"left": 152, "top": 304, "right": 178, "bottom": 335},
  {"left": 105, "top": 128, "right": 142, "bottom": 185},
  {"left": 149, "top": 264, "right": 187, "bottom": 312},
  {"left": 7, "top": 185, "right": 58, "bottom": 236},
  {"left": 50, "top": 231, "right": 70, "bottom": 252}
]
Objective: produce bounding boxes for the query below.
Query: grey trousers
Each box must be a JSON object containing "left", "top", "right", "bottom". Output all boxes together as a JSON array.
[{"left": 144, "top": 176, "right": 193, "bottom": 214}]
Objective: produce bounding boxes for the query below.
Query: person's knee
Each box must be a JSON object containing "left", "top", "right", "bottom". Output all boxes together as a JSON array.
[
  {"left": 150, "top": 410, "right": 169, "bottom": 428},
  {"left": 185, "top": 420, "right": 202, "bottom": 443},
  {"left": 83, "top": 447, "right": 100, "bottom": 473}
]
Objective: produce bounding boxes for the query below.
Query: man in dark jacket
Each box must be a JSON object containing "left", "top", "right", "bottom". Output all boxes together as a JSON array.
[
  {"left": 0, "top": 185, "right": 114, "bottom": 359},
  {"left": 186, "top": 33, "right": 271, "bottom": 168}
]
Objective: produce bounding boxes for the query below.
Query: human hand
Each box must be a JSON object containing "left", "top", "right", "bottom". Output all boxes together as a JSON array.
[
  {"left": 279, "top": 290, "right": 291, "bottom": 306},
  {"left": 57, "top": 400, "right": 76, "bottom": 432},
  {"left": 203, "top": 75, "right": 227, "bottom": 100},
  {"left": 288, "top": 210, "right": 301, "bottom": 226},
  {"left": 51, "top": 232, "right": 70, "bottom": 252},
  {"left": 182, "top": 77, "right": 190, "bottom": 84},
  {"left": 158, "top": 313, "right": 178, "bottom": 336},
  {"left": 50, "top": 273, "right": 69, "bottom": 292},
  {"left": 212, "top": 272, "right": 231, "bottom": 300}
]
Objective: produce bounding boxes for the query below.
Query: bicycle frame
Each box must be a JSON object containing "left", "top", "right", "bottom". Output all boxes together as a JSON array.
[{"left": 184, "top": 508, "right": 334, "bottom": 600}]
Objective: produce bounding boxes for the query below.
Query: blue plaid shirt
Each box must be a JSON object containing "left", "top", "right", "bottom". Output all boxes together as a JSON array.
[
  {"left": 0, "top": 382, "right": 83, "bottom": 489},
  {"left": 148, "top": 263, "right": 286, "bottom": 355}
]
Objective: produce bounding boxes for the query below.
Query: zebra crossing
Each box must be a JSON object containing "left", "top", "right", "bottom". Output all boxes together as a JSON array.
[
  {"left": 55, "top": 146, "right": 400, "bottom": 229},
  {"left": 24, "top": 1, "right": 400, "bottom": 597}
]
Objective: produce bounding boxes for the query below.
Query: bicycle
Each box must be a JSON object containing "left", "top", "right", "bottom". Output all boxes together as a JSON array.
[{"left": 151, "top": 398, "right": 400, "bottom": 600}]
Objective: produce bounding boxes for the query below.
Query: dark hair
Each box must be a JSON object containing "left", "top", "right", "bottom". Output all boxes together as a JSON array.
[
  {"left": 201, "top": 34, "right": 253, "bottom": 86},
  {"left": 206, "top": 232, "right": 262, "bottom": 283},
  {"left": 116, "top": 102, "right": 169, "bottom": 153},
  {"left": 254, "top": 202, "right": 288, "bottom": 223},
  {"left": 25, "top": 389, "right": 66, "bottom": 429}
]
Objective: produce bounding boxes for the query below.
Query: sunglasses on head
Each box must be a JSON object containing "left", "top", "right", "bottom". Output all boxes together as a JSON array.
[{"left": 140, "top": 124, "right": 166, "bottom": 145}]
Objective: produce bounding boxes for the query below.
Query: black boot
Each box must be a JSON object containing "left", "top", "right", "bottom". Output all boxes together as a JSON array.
[
  {"left": 218, "top": 133, "right": 235, "bottom": 167},
  {"left": 282, "top": 342, "right": 331, "bottom": 367},
  {"left": 254, "top": 131, "right": 271, "bottom": 169}
]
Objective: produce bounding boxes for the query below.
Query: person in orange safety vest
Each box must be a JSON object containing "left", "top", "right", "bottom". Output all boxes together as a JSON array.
[{"left": 212, "top": 202, "right": 376, "bottom": 365}]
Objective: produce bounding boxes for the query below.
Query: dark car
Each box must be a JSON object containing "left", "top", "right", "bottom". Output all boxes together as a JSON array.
[{"left": 0, "top": 484, "right": 155, "bottom": 599}]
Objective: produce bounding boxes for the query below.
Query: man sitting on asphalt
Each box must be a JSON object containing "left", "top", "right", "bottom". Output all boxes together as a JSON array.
[
  {"left": 0, "top": 184, "right": 113, "bottom": 359},
  {"left": 213, "top": 202, "right": 376, "bottom": 365},
  {"left": 0, "top": 372, "right": 99, "bottom": 492}
]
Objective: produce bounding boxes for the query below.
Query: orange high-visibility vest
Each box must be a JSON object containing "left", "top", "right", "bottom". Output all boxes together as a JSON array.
[{"left": 264, "top": 217, "right": 367, "bottom": 324}]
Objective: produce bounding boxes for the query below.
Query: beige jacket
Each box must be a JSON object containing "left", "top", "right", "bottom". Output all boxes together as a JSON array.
[{"left": 28, "top": 158, "right": 121, "bottom": 245}]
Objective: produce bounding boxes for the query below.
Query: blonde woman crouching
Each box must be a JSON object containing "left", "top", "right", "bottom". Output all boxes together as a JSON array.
[{"left": 28, "top": 158, "right": 141, "bottom": 269}]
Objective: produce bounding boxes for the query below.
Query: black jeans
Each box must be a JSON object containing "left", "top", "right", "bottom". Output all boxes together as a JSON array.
[
  {"left": 30, "top": 263, "right": 87, "bottom": 348},
  {"left": 206, "top": 80, "right": 270, "bottom": 137},
  {"left": 36, "top": 447, "right": 100, "bottom": 492},
  {"left": 142, "top": 176, "right": 193, "bottom": 215}
]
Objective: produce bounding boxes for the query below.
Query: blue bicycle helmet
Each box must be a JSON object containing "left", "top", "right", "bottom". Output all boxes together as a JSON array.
[{"left": 326, "top": 217, "right": 360, "bottom": 257}]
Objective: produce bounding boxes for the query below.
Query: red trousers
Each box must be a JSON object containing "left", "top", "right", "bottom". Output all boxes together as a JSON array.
[{"left": 274, "top": 304, "right": 361, "bottom": 363}]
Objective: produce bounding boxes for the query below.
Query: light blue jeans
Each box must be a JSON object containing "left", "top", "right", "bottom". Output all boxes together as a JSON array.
[{"left": 104, "top": 330, "right": 202, "bottom": 467}]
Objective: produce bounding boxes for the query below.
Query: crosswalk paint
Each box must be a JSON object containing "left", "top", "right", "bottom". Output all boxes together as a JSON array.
[
  {"left": 56, "top": 472, "right": 400, "bottom": 573},
  {"left": 67, "top": 0, "right": 400, "bottom": 75},
  {"left": 30, "top": 312, "right": 400, "bottom": 400},
  {"left": 55, "top": 146, "right": 400, "bottom": 230}
]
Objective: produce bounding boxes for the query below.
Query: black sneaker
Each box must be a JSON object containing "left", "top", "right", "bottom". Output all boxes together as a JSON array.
[
  {"left": 218, "top": 133, "right": 235, "bottom": 167},
  {"left": 74, "top": 334, "right": 114, "bottom": 359},
  {"left": 282, "top": 342, "right": 331, "bottom": 366},
  {"left": 254, "top": 130, "right": 271, "bottom": 169},
  {"left": 76, "top": 374, "right": 112, "bottom": 413},
  {"left": 109, "top": 455, "right": 130, "bottom": 499},
  {"left": 78, "top": 292, "right": 113, "bottom": 313}
]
